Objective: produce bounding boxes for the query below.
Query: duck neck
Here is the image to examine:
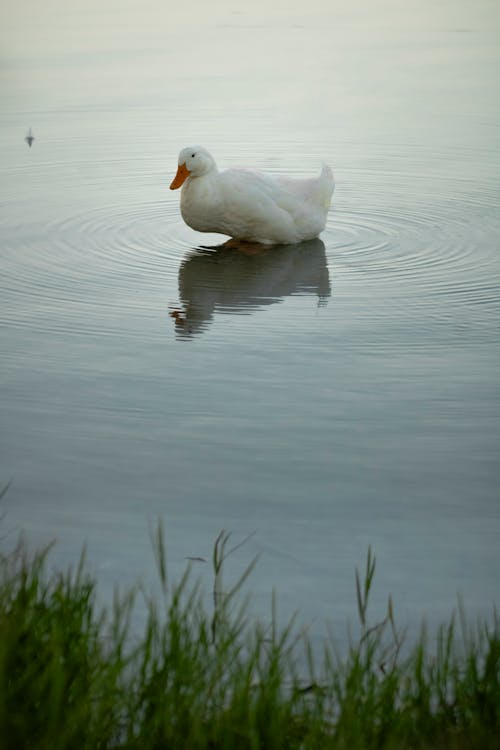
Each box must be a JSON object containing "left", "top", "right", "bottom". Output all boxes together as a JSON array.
[{"left": 180, "top": 170, "right": 223, "bottom": 233}]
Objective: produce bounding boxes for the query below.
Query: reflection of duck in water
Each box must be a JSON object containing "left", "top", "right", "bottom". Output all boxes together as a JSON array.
[{"left": 169, "top": 239, "right": 331, "bottom": 338}]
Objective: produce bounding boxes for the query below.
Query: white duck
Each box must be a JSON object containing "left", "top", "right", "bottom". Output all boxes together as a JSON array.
[{"left": 169, "top": 146, "right": 334, "bottom": 245}]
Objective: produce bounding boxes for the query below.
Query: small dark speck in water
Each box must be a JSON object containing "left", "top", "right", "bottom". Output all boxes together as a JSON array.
[{"left": 25, "top": 128, "right": 34, "bottom": 147}]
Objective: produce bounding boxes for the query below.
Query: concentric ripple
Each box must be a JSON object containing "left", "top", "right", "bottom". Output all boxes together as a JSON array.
[
  {"left": 325, "top": 169, "right": 499, "bottom": 319},
  {"left": 1, "top": 146, "right": 500, "bottom": 347},
  {"left": 1, "top": 189, "right": 185, "bottom": 340}
]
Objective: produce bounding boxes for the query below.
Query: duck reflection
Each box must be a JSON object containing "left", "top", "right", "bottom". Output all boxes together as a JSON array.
[{"left": 169, "top": 238, "right": 331, "bottom": 338}]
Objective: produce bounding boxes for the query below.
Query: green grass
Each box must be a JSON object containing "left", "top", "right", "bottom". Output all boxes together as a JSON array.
[{"left": 0, "top": 526, "right": 498, "bottom": 750}]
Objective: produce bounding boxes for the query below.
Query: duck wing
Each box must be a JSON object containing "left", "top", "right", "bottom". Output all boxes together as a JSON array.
[{"left": 217, "top": 168, "right": 305, "bottom": 244}]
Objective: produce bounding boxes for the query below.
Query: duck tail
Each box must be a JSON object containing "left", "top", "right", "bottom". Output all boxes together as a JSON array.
[
  {"left": 320, "top": 162, "right": 334, "bottom": 187},
  {"left": 318, "top": 162, "right": 335, "bottom": 207}
]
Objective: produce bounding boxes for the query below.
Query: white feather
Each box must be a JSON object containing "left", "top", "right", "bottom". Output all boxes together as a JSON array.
[{"left": 172, "top": 147, "right": 334, "bottom": 245}]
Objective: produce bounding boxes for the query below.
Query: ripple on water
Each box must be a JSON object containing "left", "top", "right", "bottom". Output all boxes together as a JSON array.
[
  {"left": 328, "top": 180, "right": 500, "bottom": 299},
  {"left": 0, "top": 198, "right": 184, "bottom": 338},
  {"left": 1, "top": 149, "right": 499, "bottom": 346}
]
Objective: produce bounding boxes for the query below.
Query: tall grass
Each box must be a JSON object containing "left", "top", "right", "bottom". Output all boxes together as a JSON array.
[{"left": 0, "top": 527, "right": 498, "bottom": 749}]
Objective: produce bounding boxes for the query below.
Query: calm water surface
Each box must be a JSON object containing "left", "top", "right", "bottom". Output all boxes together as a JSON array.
[{"left": 1, "top": 0, "right": 499, "bottom": 636}]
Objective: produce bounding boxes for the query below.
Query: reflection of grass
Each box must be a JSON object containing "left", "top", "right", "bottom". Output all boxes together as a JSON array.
[{"left": 0, "top": 527, "right": 498, "bottom": 749}]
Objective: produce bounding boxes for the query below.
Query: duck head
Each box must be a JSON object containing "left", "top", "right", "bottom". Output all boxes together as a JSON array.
[{"left": 170, "top": 146, "right": 216, "bottom": 189}]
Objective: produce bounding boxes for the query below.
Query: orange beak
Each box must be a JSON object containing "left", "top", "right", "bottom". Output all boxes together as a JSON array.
[{"left": 170, "top": 162, "right": 191, "bottom": 190}]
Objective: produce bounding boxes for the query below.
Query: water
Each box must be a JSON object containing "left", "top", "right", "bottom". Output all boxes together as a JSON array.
[{"left": 1, "top": 0, "right": 499, "bottom": 637}]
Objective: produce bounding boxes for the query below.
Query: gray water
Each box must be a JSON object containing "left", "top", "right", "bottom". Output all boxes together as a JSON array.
[{"left": 1, "top": 0, "right": 499, "bottom": 636}]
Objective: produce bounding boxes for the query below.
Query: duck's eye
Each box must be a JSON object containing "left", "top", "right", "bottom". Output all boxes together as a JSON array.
[{"left": 191, "top": 153, "right": 196, "bottom": 158}]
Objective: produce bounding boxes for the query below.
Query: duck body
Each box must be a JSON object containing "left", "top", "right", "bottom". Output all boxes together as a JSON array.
[{"left": 170, "top": 146, "right": 334, "bottom": 245}]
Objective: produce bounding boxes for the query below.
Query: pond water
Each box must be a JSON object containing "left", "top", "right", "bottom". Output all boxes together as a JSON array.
[{"left": 1, "top": 0, "right": 499, "bottom": 638}]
